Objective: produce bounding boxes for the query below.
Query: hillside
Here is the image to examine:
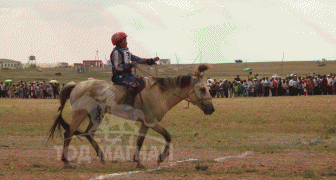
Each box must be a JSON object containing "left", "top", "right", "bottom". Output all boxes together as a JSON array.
[
  {"left": 0, "top": 59, "right": 21, "bottom": 63},
  {"left": 0, "top": 61, "right": 335, "bottom": 85}
]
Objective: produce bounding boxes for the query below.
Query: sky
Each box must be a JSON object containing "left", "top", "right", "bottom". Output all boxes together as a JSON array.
[{"left": 1, "top": 0, "right": 336, "bottom": 65}]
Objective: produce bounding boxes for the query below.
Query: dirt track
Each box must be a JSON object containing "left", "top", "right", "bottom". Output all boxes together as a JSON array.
[{"left": 2, "top": 136, "right": 336, "bottom": 179}]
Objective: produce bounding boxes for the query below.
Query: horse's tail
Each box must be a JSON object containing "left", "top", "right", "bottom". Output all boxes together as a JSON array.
[
  {"left": 58, "top": 83, "right": 76, "bottom": 112},
  {"left": 48, "top": 113, "right": 70, "bottom": 141},
  {"left": 48, "top": 83, "right": 77, "bottom": 141}
]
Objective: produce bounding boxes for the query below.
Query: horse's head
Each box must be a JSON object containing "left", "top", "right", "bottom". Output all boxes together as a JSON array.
[{"left": 187, "top": 64, "right": 215, "bottom": 115}]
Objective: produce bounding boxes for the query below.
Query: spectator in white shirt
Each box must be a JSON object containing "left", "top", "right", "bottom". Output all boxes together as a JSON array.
[
  {"left": 263, "top": 77, "right": 270, "bottom": 97},
  {"left": 282, "top": 79, "right": 288, "bottom": 96},
  {"left": 247, "top": 79, "right": 252, "bottom": 96},
  {"left": 327, "top": 74, "right": 333, "bottom": 95},
  {"left": 288, "top": 77, "right": 294, "bottom": 96},
  {"left": 0, "top": 82, "right": 5, "bottom": 98}
]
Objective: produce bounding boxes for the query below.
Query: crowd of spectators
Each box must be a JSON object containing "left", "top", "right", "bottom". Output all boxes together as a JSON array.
[
  {"left": 0, "top": 81, "right": 64, "bottom": 99},
  {"left": 2, "top": 72, "right": 336, "bottom": 99},
  {"left": 207, "top": 72, "right": 336, "bottom": 98}
]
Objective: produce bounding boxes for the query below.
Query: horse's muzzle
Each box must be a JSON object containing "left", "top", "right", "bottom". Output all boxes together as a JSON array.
[{"left": 202, "top": 103, "right": 215, "bottom": 115}]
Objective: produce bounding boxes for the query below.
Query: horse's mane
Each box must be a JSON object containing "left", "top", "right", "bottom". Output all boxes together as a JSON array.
[
  {"left": 154, "top": 75, "right": 192, "bottom": 92},
  {"left": 151, "top": 64, "right": 209, "bottom": 92}
]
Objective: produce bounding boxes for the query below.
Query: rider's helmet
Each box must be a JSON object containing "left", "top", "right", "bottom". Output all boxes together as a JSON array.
[{"left": 111, "top": 32, "right": 128, "bottom": 46}]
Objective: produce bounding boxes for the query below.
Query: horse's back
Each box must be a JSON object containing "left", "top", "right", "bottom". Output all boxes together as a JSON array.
[{"left": 70, "top": 80, "right": 127, "bottom": 105}]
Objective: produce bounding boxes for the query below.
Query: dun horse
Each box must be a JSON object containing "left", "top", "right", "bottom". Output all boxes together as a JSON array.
[{"left": 49, "top": 64, "right": 215, "bottom": 167}]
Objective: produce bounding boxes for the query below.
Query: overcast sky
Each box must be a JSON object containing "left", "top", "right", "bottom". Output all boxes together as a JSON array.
[{"left": 1, "top": 0, "right": 336, "bottom": 65}]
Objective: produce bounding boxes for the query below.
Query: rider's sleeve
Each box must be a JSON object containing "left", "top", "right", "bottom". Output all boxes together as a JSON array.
[
  {"left": 111, "top": 50, "right": 132, "bottom": 72},
  {"left": 131, "top": 54, "right": 156, "bottom": 65}
]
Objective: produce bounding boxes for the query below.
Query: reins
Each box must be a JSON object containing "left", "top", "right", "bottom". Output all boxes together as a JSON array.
[{"left": 135, "top": 66, "right": 193, "bottom": 109}]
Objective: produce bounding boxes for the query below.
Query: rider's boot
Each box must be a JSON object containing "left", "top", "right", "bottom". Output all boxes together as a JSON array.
[
  {"left": 122, "top": 87, "right": 144, "bottom": 120},
  {"left": 124, "top": 87, "right": 138, "bottom": 107}
]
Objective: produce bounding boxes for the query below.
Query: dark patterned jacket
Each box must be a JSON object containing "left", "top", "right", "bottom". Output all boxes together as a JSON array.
[{"left": 110, "top": 46, "right": 155, "bottom": 75}]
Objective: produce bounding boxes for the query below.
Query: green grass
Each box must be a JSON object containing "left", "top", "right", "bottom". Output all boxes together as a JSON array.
[
  {"left": 226, "top": 166, "right": 244, "bottom": 175},
  {"left": 270, "top": 173, "right": 295, "bottom": 178},
  {"left": 1, "top": 95, "right": 336, "bottom": 153},
  {"left": 321, "top": 166, "right": 336, "bottom": 177},
  {"left": 0, "top": 124, "right": 47, "bottom": 136},
  {"left": 245, "top": 168, "right": 259, "bottom": 173},
  {"left": 303, "top": 170, "right": 316, "bottom": 178},
  {"left": 32, "top": 162, "right": 45, "bottom": 168}
]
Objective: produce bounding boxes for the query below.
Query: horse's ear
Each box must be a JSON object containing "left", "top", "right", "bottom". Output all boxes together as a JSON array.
[
  {"left": 196, "top": 71, "right": 204, "bottom": 79},
  {"left": 196, "top": 64, "right": 209, "bottom": 79}
]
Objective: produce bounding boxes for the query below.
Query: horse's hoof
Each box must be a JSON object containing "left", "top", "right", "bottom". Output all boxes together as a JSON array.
[
  {"left": 62, "top": 159, "right": 70, "bottom": 165},
  {"left": 136, "top": 163, "right": 146, "bottom": 169},
  {"left": 157, "top": 160, "right": 163, "bottom": 166}
]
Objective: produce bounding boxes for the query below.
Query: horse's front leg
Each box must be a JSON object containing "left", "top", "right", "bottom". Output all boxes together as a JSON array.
[
  {"left": 133, "top": 122, "right": 149, "bottom": 168},
  {"left": 151, "top": 123, "right": 171, "bottom": 165}
]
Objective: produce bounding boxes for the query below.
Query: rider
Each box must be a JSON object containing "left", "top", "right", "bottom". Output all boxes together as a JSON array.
[{"left": 110, "top": 32, "right": 159, "bottom": 106}]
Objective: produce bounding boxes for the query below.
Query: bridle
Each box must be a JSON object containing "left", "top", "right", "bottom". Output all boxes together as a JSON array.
[{"left": 185, "top": 86, "right": 212, "bottom": 108}]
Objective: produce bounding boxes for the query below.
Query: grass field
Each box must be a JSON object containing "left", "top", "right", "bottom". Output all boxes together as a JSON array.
[
  {"left": 1, "top": 61, "right": 336, "bottom": 179},
  {"left": 1, "top": 95, "right": 336, "bottom": 179}
]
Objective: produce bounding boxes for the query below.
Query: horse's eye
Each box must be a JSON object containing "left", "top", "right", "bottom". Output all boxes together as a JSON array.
[{"left": 200, "top": 88, "right": 206, "bottom": 94}]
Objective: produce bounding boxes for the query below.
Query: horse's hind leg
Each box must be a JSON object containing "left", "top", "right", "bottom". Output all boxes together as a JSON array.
[
  {"left": 61, "top": 109, "right": 88, "bottom": 166},
  {"left": 61, "top": 134, "right": 72, "bottom": 165},
  {"left": 85, "top": 105, "right": 105, "bottom": 164},
  {"left": 133, "top": 122, "right": 149, "bottom": 168},
  {"left": 151, "top": 123, "right": 171, "bottom": 165}
]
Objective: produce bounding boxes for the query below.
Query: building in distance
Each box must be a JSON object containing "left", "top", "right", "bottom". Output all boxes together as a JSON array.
[
  {"left": 83, "top": 60, "right": 103, "bottom": 68},
  {"left": 74, "top": 63, "right": 85, "bottom": 73},
  {"left": 57, "top": 62, "right": 69, "bottom": 68},
  {"left": 0, "top": 59, "right": 22, "bottom": 69},
  {"left": 24, "top": 55, "right": 37, "bottom": 68},
  {"left": 74, "top": 63, "right": 83, "bottom": 71},
  {"left": 105, "top": 59, "right": 112, "bottom": 67},
  {"left": 83, "top": 60, "right": 103, "bottom": 72},
  {"left": 159, "top": 59, "right": 171, "bottom": 65}
]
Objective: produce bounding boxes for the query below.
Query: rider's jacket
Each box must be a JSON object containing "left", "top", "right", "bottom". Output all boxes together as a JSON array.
[{"left": 110, "top": 46, "right": 155, "bottom": 75}]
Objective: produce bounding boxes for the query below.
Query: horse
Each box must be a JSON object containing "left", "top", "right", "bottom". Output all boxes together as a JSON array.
[{"left": 48, "top": 64, "right": 215, "bottom": 168}]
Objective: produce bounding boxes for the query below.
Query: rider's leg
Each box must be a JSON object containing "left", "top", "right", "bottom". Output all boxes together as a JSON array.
[
  {"left": 124, "top": 86, "right": 138, "bottom": 106},
  {"left": 117, "top": 73, "right": 139, "bottom": 107},
  {"left": 107, "top": 73, "right": 144, "bottom": 121}
]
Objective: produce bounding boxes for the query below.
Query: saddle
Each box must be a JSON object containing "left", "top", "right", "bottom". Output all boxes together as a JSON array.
[
  {"left": 112, "top": 77, "right": 146, "bottom": 96},
  {"left": 116, "top": 77, "right": 146, "bottom": 107}
]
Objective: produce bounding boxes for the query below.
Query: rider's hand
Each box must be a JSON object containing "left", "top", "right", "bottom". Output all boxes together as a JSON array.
[
  {"left": 131, "top": 61, "right": 137, "bottom": 67},
  {"left": 153, "top": 57, "right": 160, "bottom": 61}
]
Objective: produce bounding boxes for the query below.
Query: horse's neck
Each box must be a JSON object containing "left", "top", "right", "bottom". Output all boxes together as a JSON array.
[
  {"left": 143, "top": 77, "right": 190, "bottom": 113},
  {"left": 164, "top": 87, "right": 190, "bottom": 110}
]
